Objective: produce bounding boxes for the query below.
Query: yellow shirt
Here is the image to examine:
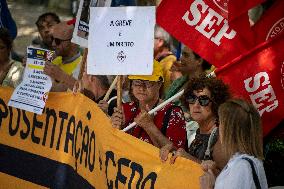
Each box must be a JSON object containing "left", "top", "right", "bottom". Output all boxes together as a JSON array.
[
  {"left": 52, "top": 55, "right": 82, "bottom": 79},
  {"left": 159, "top": 54, "right": 177, "bottom": 95}
]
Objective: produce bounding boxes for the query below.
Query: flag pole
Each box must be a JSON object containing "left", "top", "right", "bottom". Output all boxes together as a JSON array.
[
  {"left": 122, "top": 90, "right": 184, "bottom": 132},
  {"left": 116, "top": 75, "right": 123, "bottom": 110},
  {"left": 215, "top": 34, "right": 282, "bottom": 75},
  {"left": 78, "top": 48, "right": 88, "bottom": 80},
  {"left": 103, "top": 76, "right": 118, "bottom": 101}
]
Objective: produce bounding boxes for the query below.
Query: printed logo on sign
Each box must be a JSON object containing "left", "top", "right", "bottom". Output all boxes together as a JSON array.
[
  {"left": 117, "top": 51, "right": 126, "bottom": 63},
  {"left": 45, "top": 51, "right": 55, "bottom": 61},
  {"left": 27, "top": 49, "right": 33, "bottom": 55},
  {"left": 281, "top": 61, "right": 284, "bottom": 90},
  {"left": 213, "top": 0, "right": 228, "bottom": 13},
  {"left": 42, "top": 92, "right": 48, "bottom": 103},
  {"left": 266, "top": 18, "right": 284, "bottom": 40}
]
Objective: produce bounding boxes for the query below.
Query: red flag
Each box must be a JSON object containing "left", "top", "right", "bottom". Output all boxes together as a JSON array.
[
  {"left": 252, "top": 0, "right": 284, "bottom": 43},
  {"left": 216, "top": 34, "right": 284, "bottom": 137},
  {"left": 227, "top": 0, "right": 265, "bottom": 21},
  {"left": 67, "top": 18, "right": 76, "bottom": 25},
  {"left": 203, "top": 0, "right": 265, "bottom": 21},
  {"left": 156, "top": 0, "right": 254, "bottom": 68}
]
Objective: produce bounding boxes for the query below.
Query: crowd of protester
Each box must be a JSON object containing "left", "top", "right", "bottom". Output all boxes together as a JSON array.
[{"left": 1, "top": 0, "right": 283, "bottom": 188}]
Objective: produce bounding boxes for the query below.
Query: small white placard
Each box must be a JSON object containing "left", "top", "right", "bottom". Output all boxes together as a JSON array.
[
  {"left": 8, "top": 47, "right": 53, "bottom": 114},
  {"left": 72, "top": 0, "right": 112, "bottom": 48},
  {"left": 87, "top": 6, "right": 155, "bottom": 75}
]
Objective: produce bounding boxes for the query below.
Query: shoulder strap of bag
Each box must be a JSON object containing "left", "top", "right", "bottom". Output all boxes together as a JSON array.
[
  {"left": 204, "top": 127, "right": 218, "bottom": 159},
  {"left": 157, "top": 53, "right": 173, "bottom": 62},
  {"left": 242, "top": 157, "right": 262, "bottom": 189}
]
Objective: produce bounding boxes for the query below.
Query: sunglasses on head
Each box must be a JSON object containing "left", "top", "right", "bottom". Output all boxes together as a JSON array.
[
  {"left": 52, "top": 37, "right": 71, "bottom": 45},
  {"left": 186, "top": 94, "right": 212, "bottom": 106}
]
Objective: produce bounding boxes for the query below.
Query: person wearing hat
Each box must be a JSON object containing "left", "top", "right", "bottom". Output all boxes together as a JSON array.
[
  {"left": 44, "top": 21, "right": 82, "bottom": 91},
  {"left": 111, "top": 60, "right": 187, "bottom": 149}
]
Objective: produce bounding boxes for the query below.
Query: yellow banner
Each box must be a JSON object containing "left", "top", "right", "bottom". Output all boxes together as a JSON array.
[{"left": 0, "top": 87, "right": 202, "bottom": 189}]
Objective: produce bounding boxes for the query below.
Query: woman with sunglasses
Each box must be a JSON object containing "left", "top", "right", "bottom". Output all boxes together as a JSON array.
[
  {"left": 200, "top": 99, "right": 268, "bottom": 189},
  {"left": 111, "top": 60, "right": 187, "bottom": 149},
  {"left": 160, "top": 75, "right": 230, "bottom": 166}
]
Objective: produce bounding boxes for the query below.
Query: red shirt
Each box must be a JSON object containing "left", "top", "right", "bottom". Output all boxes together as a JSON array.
[{"left": 123, "top": 102, "right": 187, "bottom": 148}]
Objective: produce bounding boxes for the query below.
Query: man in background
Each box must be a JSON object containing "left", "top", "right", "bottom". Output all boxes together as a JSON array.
[
  {"left": 32, "top": 12, "right": 61, "bottom": 49},
  {"left": 44, "top": 21, "right": 81, "bottom": 92},
  {"left": 154, "top": 25, "right": 176, "bottom": 97}
]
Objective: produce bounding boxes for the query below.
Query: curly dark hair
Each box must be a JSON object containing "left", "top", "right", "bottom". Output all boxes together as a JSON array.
[
  {"left": 35, "top": 12, "right": 60, "bottom": 28},
  {"left": 181, "top": 74, "right": 231, "bottom": 117}
]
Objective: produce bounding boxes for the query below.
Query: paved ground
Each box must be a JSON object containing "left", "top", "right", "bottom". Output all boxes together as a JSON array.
[{"left": 8, "top": 0, "right": 72, "bottom": 56}]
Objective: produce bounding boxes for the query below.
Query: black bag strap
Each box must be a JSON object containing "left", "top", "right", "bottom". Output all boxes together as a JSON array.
[
  {"left": 161, "top": 105, "right": 181, "bottom": 135},
  {"left": 157, "top": 53, "right": 173, "bottom": 62},
  {"left": 242, "top": 157, "right": 262, "bottom": 189}
]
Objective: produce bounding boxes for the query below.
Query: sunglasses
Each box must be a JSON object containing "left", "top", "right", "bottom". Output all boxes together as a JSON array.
[
  {"left": 186, "top": 94, "right": 212, "bottom": 106},
  {"left": 52, "top": 37, "right": 71, "bottom": 45},
  {"left": 132, "top": 80, "right": 157, "bottom": 89}
]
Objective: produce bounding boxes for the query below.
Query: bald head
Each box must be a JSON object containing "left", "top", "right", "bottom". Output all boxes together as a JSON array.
[
  {"left": 52, "top": 21, "right": 74, "bottom": 40},
  {"left": 51, "top": 21, "right": 78, "bottom": 57}
]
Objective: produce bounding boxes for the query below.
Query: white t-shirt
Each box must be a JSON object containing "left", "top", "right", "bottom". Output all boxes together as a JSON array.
[{"left": 215, "top": 153, "right": 268, "bottom": 189}]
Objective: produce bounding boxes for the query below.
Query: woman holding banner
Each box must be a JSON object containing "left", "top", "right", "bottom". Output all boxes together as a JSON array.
[
  {"left": 160, "top": 75, "right": 230, "bottom": 166},
  {"left": 166, "top": 46, "right": 214, "bottom": 151},
  {"left": 111, "top": 60, "right": 187, "bottom": 149},
  {"left": 199, "top": 99, "right": 268, "bottom": 189}
]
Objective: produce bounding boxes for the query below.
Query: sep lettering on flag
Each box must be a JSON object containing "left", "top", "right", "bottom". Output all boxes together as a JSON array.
[
  {"left": 0, "top": 87, "right": 203, "bottom": 189},
  {"left": 156, "top": 0, "right": 253, "bottom": 68},
  {"left": 215, "top": 34, "right": 284, "bottom": 136},
  {"left": 252, "top": 0, "right": 284, "bottom": 43}
]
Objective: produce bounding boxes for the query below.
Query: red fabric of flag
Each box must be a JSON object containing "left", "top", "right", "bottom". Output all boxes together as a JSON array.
[
  {"left": 227, "top": 0, "right": 265, "bottom": 21},
  {"left": 252, "top": 0, "right": 284, "bottom": 43},
  {"left": 202, "top": 0, "right": 265, "bottom": 21},
  {"left": 216, "top": 34, "right": 284, "bottom": 136},
  {"left": 156, "top": 0, "right": 253, "bottom": 68}
]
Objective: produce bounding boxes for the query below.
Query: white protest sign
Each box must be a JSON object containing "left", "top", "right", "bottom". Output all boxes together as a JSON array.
[
  {"left": 72, "top": 0, "right": 111, "bottom": 48},
  {"left": 87, "top": 6, "right": 155, "bottom": 75},
  {"left": 8, "top": 47, "right": 53, "bottom": 114}
]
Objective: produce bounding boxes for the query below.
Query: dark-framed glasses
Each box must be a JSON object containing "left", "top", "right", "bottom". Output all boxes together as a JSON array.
[
  {"left": 52, "top": 37, "right": 71, "bottom": 45},
  {"left": 186, "top": 94, "right": 212, "bottom": 106},
  {"left": 132, "top": 80, "right": 157, "bottom": 89}
]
